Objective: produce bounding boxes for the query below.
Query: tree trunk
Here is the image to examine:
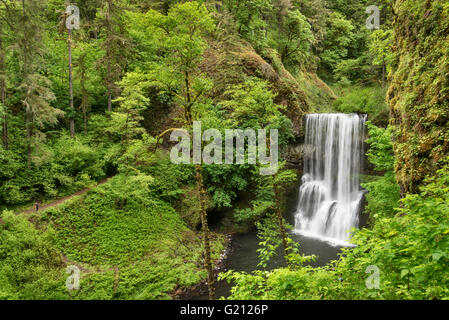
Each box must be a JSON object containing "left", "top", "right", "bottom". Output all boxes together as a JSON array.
[
  {"left": 22, "top": 0, "right": 32, "bottom": 168},
  {"left": 195, "top": 164, "right": 215, "bottom": 300},
  {"left": 106, "top": 1, "right": 112, "bottom": 112},
  {"left": 68, "top": 18, "right": 75, "bottom": 137},
  {"left": 1, "top": 89, "right": 6, "bottom": 150},
  {"left": 83, "top": 108, "right": 87, "bottom": 134},
  {"left": 0, "top": 37, "right": 8, "bottom": 150},
  {"left": 79, "top": 52, "right": 89, "bottom": 134},
  {"left": 106, "top": 34, "right": 112, "bottom": 112},
  {"left": 184, "top": 70, "right": 215, "bottom": 300},
  {"left": 274, "top": 183, "right": 289, "bottom": 265},
  {"left": 26, "top": 110, "right": 32, "bottom": 169},
  {"left": 1, "top": 92, "right": 7, "bottom": 151},
  {"left": 107, "top": 88, "right": 112, "bottom": 112},
  {"left": 184, "top": 71, "right": 193, "bottom": 125}
]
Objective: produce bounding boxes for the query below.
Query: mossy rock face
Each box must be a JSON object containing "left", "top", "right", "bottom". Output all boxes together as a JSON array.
[
  {"left": 282, "top": 143, "right": 306, "bottom": 170},
  {"left": 388, "top": 0, "right": 449, "bottom": 194},
  {"left": 200, "top": 39, "right": 310, "bottom": 137}
]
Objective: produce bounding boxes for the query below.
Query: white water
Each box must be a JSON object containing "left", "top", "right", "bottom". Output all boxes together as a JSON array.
[{"left": 294, "top": 114, "right": 366, "bottom": 247}]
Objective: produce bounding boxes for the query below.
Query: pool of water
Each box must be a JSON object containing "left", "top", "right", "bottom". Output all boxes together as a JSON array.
[{"left": 203, "top": 231, "right": 343, "bottom": 300}]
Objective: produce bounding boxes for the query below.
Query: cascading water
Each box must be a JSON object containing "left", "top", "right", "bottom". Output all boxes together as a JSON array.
[{"left": 294, "top": 113, "right": 366, "bottom": 246}]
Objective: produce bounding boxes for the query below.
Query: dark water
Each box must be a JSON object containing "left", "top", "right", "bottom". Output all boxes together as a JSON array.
[
  {"left": 193, "top": 188, "right": 344, "bottom": 300},
  {"left": 208, "top": 231, "right": 343, "bottom": 300}
]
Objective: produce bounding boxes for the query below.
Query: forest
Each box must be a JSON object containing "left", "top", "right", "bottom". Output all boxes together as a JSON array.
[{"left": 0, "top": 0, "right": 448, "bottom": 301}]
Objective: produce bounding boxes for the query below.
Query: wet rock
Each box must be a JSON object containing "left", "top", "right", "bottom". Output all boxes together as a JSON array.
[{"left": 283, "top": 144, "right": 306, "bottom": 170}]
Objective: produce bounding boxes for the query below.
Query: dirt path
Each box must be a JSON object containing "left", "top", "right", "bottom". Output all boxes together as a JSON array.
[{"left": 0, "top": 177, "right": 112, "bottom": 225}]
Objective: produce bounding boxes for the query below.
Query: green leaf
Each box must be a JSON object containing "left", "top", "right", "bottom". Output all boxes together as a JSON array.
[
  {"left": 400, "top": 269, "right": 409, "bottom": 278},
  {"left": 432, "top": 252, "right": 443, "bottom": 262}
]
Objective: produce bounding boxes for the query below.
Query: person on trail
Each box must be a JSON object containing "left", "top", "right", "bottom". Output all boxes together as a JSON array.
[{"left": 35, "top": 201, "right": 39, "bottom": 212}]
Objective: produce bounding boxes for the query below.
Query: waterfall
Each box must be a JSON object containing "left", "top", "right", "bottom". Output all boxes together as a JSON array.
[{"left": 294, "top": 113, "right": 366, "bottom": 246}]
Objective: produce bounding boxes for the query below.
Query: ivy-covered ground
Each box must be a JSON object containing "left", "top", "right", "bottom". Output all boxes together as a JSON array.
[{"left": 0, "top": 166, "right": 225, "bottom": 300}]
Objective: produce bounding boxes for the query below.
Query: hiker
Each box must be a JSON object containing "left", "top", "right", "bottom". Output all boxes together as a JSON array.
[{"left": 35, "top": 201, "right": 40, "bottom": 212}]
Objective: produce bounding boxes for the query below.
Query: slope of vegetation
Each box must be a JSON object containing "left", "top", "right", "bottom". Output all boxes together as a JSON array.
[{"left": 1, "top": 158, "right": 225, "bottom": 299}]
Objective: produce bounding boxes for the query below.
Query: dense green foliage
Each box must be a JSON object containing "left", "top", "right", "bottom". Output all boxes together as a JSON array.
[
  {"left": 0, "top": 0, "right": 308, "bottom": 299},
  {"left": 361, "top": 122, "right": 401, "bottom": 220},
  {"left": 0, "top": 0, "right": 448, "bottom": 301},
  {"left": 0, "top": 211, "right": 64, "bottom": 299},
  {"left": 333, "top": 86, "right": 389, "bottom": 125}
]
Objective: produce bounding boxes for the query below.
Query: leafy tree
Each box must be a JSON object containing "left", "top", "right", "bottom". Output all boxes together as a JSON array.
[
  {"left": 368, "top": 28, "right": 393, "bottom": 88},
  {"left": 333, "top": 86, "right": 389, "bottom": 125},
  {"left": 294, "top": 0, "right": 328, "bottom": 56},
  {"left": 110, "top": 70, "right": 151, "bottom": 149},
  {"left": 221, "top": 78, "right": 294, "bottom": 148},
  {"left": 64, "top": 0, "right": 76, "bottom": 137},
  {"left": 147, "top": 1, "right": 217, "bottom": 300},
  {"left": 276, "top": 9, "right": 314, "bottom": 70},
  {"left": 76, "top": 48, "right": 91, "bottom": 134},
  {"left": 319, "top": 12, "right": 354, "bottom": 75},
  {"left": 233, "top": 162, "right": 304, "bottom": 267},
  {"left": 0, "top": 18, "right": 7, "bottom": 150},
  {"left": 223, "top": 0, "right": 272, "bottom": 50},
  {"left": 96, "top": 0, "right": 130, "bottom": 112},
  {"left": 72, "top": 31, "right": 105, "bottom": 133},
  {"left": 14, "top": 0, "right": 64, "bottom": 168},
  {"left": 271, "top": 165, "right": 296, "bottom": 265},
  {"left": 222, "top": 78, "right": 285, "bottom": 128}
]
